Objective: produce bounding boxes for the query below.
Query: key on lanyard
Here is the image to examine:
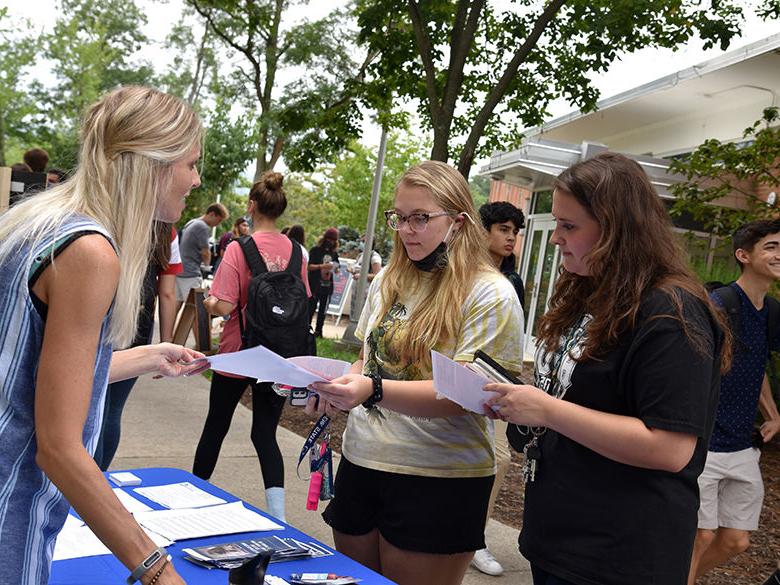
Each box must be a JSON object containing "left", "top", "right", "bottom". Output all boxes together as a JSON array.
[{"left": 523, "top": 439, "right": 542, "bottom": 483}]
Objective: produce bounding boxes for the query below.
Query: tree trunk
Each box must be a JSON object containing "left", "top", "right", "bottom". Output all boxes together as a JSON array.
[
  {"left": 0, "top": 114, "right": 6, "bottom": 167},
  {"left": 253, "top": 0, "right": 284, "bottom": 182},
  {"left": 429, "top": 128, "right": 450, "bottom": 162}
]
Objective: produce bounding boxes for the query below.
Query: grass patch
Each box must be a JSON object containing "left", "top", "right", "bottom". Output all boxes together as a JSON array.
[{"left": 316, "top": 337, "right": 361, "bottom": 363}]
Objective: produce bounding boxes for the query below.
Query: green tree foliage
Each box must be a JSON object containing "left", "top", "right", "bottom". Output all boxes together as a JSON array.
[
  {"left": 283, "top": 174, "right": 338, "bottom": 248},
  {"left": 319, "top": 132, "right": 429, "bottom": 257},
  {"left": 469, "top": 174, "right": 490, "bottom": 209},
  {"left": 0, "top": 8, "right": 37, "bottom": 167},
  {"left": 186, "top": 0, "right": 375, "bottom": 179},
  {"left": 177, "top": 95, "right": 257, "bottom": 228},
  {"left": 355, "top": 0, "right": 775, "bottom": 177},
  {"left": 158, "top": 14, "right": 218, "bottom": 108},
  {"left": 670, "top": 107, "right": 780, "bottom": 238},
  {"left": 31, "top": 0, "right": 155, "bottom": 169}
]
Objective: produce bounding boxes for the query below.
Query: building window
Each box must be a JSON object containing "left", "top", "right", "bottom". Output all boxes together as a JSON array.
[{"left": 530, "top": 190, "right": 552, "bottom": 214}]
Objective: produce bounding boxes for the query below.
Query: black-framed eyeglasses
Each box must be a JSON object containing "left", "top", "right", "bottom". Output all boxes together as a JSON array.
[
  {"left": 384, "top": 210, "right": 454, "bottom": 232},
  {"left": 228, "top": 552, "right": 271, "bottom": 585}
]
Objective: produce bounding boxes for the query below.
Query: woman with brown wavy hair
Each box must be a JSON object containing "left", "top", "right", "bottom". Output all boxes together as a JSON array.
[{"left": 486, "top": 152, "right": 731, "bottom": 585}]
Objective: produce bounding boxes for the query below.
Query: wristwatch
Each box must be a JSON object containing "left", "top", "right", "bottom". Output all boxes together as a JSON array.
[
  {"left": 362, "top": 373, "right": 383, "bottom": 410},
  {"left": 127, "top": 547, "right": 167, "bottom": 584}
]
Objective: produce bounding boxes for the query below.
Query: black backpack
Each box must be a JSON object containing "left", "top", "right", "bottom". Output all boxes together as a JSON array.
[
  {"left": 712, "top": 284, "right": 780, "bottom": 352},
  {"left": 236, "top": 236, "right": 311, "bottom": 357}
]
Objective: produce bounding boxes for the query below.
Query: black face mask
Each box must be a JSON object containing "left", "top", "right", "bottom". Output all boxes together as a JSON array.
[{"left": 412, "top": 242, "right": 448, "bottom": 272}]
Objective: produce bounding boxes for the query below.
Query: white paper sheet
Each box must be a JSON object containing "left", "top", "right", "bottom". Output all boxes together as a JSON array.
[
  {"left": 113, "top": 488, "right": 153, "bottom": 514},
  {"left": 431, "top": 351, "right": 499, "bottom": 414},
  {"left": 205, "top": 346, "right": 335, "bottom": 387},
  {"left": 133, "top": 482, "right": 226, "bottom": 509},
  {"left": 53, "top": 519, "right": 171, "bottom": 561},
  {"left": 287, "top": 356, "right": 351, "bottom": 380},
  {"left": 134, "top": 501, "right": 283, "bottom": 541}
]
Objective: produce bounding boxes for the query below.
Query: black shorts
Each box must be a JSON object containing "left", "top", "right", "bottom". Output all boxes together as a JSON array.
[{"left": 322, "top": 456, "right": 494, "bottom": 554}]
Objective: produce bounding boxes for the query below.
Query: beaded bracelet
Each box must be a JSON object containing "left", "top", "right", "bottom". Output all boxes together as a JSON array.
[
  {"left": 147, "top": 557, "right": 171, "bottom": 585},
  {"left": 362, "top": 373, "right": 383, "bottom": 410}
]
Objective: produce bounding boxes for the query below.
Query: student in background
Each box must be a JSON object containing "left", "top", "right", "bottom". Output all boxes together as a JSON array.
[
  {"left": 308, "top": 161, "right": 524, "bottom": 585},
  {"left": 287, "top": 224, "right": 309, "bottom": 263},
  {"left": 485, "top": 153, "right": 730, "bottom": 585},
  {"left": 688, "top": 220, "right": 780, "bottom": 584},
  {"left": 176, "top": 202, "right": 229, "bottom": 309},
  {"left": 308, "top": 227, "right": 340, "bottom": 337},
  {"left": 197, "top": 172, "right": 311, "bottom": 523},
  {"left": 0, "top": 86, "right": 205, "bottom": 585},
  {"left": 214, "top": 217, "right": 249, "bottom": 274},
  {"left": 23, "top": 147, "right": 49, "bottom": 173},
  {"left": 479, "top": 201, "right": 525, "bottom": 312},
  {"left": 470, "top": 200, "right": 527, "bottom": 577}
]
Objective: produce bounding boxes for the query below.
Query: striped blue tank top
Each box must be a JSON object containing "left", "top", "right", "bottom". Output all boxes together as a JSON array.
[{"left": 0, "top": 215, "right": 114, "bottom": 584}]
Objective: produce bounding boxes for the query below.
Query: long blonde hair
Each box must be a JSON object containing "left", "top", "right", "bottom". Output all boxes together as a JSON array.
[
  {"left": 0, "top": 86, "right": 202, "bottom": 347},
  {"left": 378, "top": 161, "right": 496, "bottom": 364}
]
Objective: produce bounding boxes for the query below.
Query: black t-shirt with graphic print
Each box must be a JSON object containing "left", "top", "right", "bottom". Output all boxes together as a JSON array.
[
  {"left": 308, "top": 245, "right": 339, "bottom": 294},
  {"left": 519, "top": 288, "right": 722, "bottom": 585}
]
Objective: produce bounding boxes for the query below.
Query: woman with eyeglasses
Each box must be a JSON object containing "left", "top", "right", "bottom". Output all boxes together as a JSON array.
[
  {"left": 307, "top": 161, "right": 524, "bottom": 585},
  {"left": 484, "top": 153, "right": 730, "bottom": 585}
]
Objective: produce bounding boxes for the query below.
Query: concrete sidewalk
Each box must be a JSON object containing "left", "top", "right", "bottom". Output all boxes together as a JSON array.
[{"left": 113, "top": 320, "right": 531, "bottom": 584}]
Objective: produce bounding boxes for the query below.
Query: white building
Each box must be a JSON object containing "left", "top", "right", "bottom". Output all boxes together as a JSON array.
[{"left": 482, "top": 33, "right": 780, "bottom": 356}]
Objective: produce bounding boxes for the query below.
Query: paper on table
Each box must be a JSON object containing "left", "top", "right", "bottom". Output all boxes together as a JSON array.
[
  {"left": 134, "top": 501, "right": 283, "bottom": 541},
  {"left": 133, "top": 482, "right": 226, "bottom": 509},
  {"left": 53, "top": 517, "right": 171, "bottom": 561},
  {"left": 113, "top": 488, "right": 153, "bottom": 514},
  {"left": 431, "top": 351, "right": 499, "bottom": 414},
  {"left": 205, "top": 346, "right": 337, "bottom": 387}
]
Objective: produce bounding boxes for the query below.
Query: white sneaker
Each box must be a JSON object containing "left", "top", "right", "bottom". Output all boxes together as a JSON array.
[{"left": 471, "top": 547, "right": 504, "bottom": 576}]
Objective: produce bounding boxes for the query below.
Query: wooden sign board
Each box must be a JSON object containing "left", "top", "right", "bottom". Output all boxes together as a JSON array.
[
  {"left": 172, "top": 287, "right": 213, "bottom": 353},
  {"left": 0, "top": 167, "right": 10, "bottom": 212}
]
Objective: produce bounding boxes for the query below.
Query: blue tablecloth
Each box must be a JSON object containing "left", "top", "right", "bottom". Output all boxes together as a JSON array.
[{"left": 49, "top": 467, "right": 394, "bottom": 584}]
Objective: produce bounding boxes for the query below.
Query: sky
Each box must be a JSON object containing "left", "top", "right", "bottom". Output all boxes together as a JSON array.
[{"left": 3, "top": 0, "right": 780, "bottom": 171}]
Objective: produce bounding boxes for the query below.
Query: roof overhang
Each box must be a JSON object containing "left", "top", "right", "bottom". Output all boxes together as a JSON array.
[
  {"left": 524, "top": 34, "right": 780, "bottom": 154},
  {"left": 481, "top": 139, "right": 683, "bottom": 198}
]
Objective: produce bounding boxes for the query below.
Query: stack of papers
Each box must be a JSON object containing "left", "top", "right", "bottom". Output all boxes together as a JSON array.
[
  {"left": 53, "top": 481, "right": 284, "bottom": 561},
  {"left": 183, "top": 535, "right": 332, "bottom": 569},
  {"left": 53, "top": 514, "right": 171, "bottom": 561},
  {"left": 134, "top": 482, "right": 226, "bottom": 509},
  {"left": 134, "top": 501, "right": 283, "bottom": 541}
]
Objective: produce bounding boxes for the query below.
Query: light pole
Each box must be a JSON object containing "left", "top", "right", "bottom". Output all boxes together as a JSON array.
[{"left": 341, "top": 126, "right": 388, "bottom": 346}]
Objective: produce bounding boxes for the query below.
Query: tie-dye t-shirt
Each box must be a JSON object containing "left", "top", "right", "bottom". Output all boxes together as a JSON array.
[{"left": 344, "top": 268, "right": 524, "bottom": 478}]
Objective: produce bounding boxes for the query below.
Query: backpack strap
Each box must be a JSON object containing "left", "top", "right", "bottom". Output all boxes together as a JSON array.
[
  {"left": 286, "top": 241, "right": 302, "bottom": 276},
  {"left": 713, "top": 285, "right": 741, "bottom": 342},
  {"left": 237, "top": 235, "right": 269, "bottom": 277},
  {"left": 236, "top": 236, "right": 269, "bottom": 349},
  {"left": 766, "top": 296, "right": 780, "bottom": 348}
]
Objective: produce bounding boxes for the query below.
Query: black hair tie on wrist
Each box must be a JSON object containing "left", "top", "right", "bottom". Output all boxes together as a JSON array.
[{"left": 362, "top": 373, "right": 383, "bottom": 410}]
